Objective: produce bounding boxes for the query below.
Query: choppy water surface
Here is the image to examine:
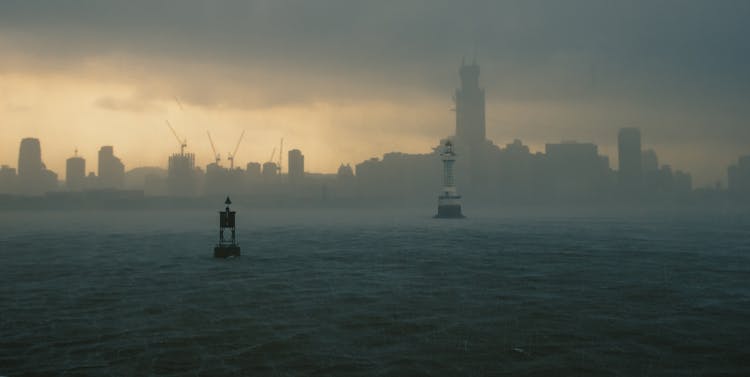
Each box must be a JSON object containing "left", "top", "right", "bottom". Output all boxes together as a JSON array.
[{"left": 1, "top": 209, "right": 749, "bottom": 376}]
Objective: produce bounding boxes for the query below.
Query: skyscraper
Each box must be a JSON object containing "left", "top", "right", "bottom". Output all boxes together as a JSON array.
[
  {"left": 18, "top": 138, "right": 43, "bottom": 179},
  {"left": 451, "top": 59, "right": 492, "bottom": 189},
  {"left": 246, "top": 162, "right": 261, "bottom": 179},
  {"left": 288, "top": 149, "right": 304, "bottom": 183},
  {"left": 454, "top": 59, "right": 486, "bottom": 147},
  {"left": 98, "top": 146, "right": 125, "bottom": 189},
  {"left": 167, "top": 152, "right": 197, "bottom": 196},
  {"left": 618, "top": 127, "right": 642, "bottom": 190},
  {"left": 17, "top": 138, "right": 57, "bottom": 195},
  {"left": 66, "top": 151, "right": 86, "bottom": 191}
]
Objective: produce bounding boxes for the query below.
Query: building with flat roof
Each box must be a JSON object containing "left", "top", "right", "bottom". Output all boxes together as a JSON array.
[
  {"left": 66, "top": 152, "right": 86, "bottom": 191},
  {"left": 618, "top": 128, "right": 643, "bottom": 191},
  {"left": 98, "top": 146, "right": 125, "bottom": 189},
  {"left": 18, "top": 138, "right": 57, "bottom": 195},
  {"left": 288, "top": 149, "right": 304, "bottom": 183}
]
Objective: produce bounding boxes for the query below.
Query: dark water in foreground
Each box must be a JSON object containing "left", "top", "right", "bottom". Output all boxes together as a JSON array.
[{"left": 1, "top": 209, "right": 749, "bottom": 376}]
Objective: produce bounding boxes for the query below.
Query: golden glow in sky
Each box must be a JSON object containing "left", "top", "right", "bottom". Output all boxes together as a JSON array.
[
  {"left": 0, "top": 60, "right": 453, "bottom": 176},
  {"left": 2, "top": 1, "right": 749, "bottom": 187}
]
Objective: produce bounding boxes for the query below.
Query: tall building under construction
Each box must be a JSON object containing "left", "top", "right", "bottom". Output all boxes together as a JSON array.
[{"left": 168, "top": 152, "right": 198, "bottom": 197}]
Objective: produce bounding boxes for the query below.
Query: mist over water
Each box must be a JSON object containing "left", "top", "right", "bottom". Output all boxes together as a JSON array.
[
  {"left": 1, "top": 209, "right": 749, "bottom": 376},
  {"left": 2, "top": 1, "right": 750, "bottom": 375}
]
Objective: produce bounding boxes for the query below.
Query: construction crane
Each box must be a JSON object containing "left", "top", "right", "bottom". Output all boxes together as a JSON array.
[
  {"left": 227, "top": 130, "right": 245, "bottom": 170},
  {"left": 207, "top": 131, "right": 221, "bottom": 165},
  {"left": 267, "top": 147, "right": 276, "bottom": 163},
  {"left": 174, "top": 96, "right": 184, "bottom": 111},
  {"left": 167, "top": 120, "right": 187, "bottom": 155},
  {"left": 279, "top": 138, "right": 284, "bottom": 174}
]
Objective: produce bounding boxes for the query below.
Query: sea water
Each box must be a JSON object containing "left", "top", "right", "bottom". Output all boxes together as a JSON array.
[{"left": 1, "top": 209, "right": 749, "bottom": 376}]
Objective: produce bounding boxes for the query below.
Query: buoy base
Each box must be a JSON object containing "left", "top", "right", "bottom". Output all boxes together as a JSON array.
[{"left": 214, "top": 245, "right": 241, "bottom": 258}]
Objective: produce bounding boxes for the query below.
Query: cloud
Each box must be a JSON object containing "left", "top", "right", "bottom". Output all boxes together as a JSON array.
[
  {"left": 1, "top": 1, "right": 748, "bottom": 106},
  {"left": 94, "top": 95, "right": 163, "bottom": 113},
  {"left": 1, "top": 0, "right": 749, "bottom": 184}
]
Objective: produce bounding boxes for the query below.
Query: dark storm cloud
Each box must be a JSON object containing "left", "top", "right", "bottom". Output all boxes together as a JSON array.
[
  {"left": 1, "top": 0, "right": 750, "bottom": 178},
  {"left": 2, "top": 1, "right": 749, "bottom": 103}
]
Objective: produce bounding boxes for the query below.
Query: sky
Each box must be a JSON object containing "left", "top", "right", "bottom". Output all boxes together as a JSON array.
[{"left": 1, "top": 1, "right": 749, "bottom": 186}]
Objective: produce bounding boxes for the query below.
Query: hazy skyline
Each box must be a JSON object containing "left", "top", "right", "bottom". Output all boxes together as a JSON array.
[{"left": 2, "top": 1, "right": 749, "bottom": 186}]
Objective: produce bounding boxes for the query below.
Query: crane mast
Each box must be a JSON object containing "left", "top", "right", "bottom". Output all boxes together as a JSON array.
[
  {"left": 166, "top": 120, "right": 187, "bottom": 155},
  {"left": 207, "top": 131, "right": 221, "bottom": 165},
  {"left": 227, "top": 130, "right": 245, "bottom": 170}
]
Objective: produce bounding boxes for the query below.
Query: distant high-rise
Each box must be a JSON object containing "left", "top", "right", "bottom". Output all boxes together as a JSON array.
[
  {"left": 452, "top": 59, "right": 492, "bottom": 188},
  {"left": 454, "top": 59, "right": 486, "bottom": 146},
  {"left": 203, "top": 162, "right": 229, "bottom": 196},
  {"left": 618, "top": 128, "right": 643, "bottom": 190},
  {"left": 288, "top": 149, "right": 304, "bottom": 183},
  {"left": 167, "top": 152, "right": 197, "bottom": 196},
  {"left": 545, "top": 141, "right": 611, "bottom": 197},
  {"left": 728, "top": 155, "right": 750, "bottom": 194},
  {"left": 66, "top": 151, "right": 86, "bottom": 191},
  {"left": 246, "top": 162, "right": 261, "bottom": 179},
  {"left": 0, "top": 165, "right": 17, "bottom": 194},
  {"left": 18, "top": 138, "right": 43, "bottom": 179},
  {"left": 642, "top": 149, "right": 659, "bottom": 173},
  {"left": 17, "top": 138, "right": 57, "bottom": 195},
  {"left": 86, "top": 172, "right": 97, "bottom": 188},
  {"left": 98, "top": 146, "right": 125, "bottom": 189},
  {"left": 262, "top": 162, "right": 278, "bottom": 179}
]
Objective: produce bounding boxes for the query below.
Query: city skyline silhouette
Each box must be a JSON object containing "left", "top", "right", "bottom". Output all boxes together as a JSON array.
[
  {"left": 2, "top": 3, "right": 750, "bottom": 377},
  {"left": 0, "top": 60, "right": 741, "bottom": 205},
  {"left": 2, "top": 2, "right": 750, "bottom": 187}
]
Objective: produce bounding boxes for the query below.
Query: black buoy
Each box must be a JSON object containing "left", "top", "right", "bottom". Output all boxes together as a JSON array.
[{"left": 214, "top": 196, "right": 241, "bottom": 258}]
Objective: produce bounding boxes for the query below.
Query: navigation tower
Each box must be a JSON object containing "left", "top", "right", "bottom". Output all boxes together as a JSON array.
[
  {"left": 436, "top": 140, "right": 464, "bottom": 218},
  {"left": 214, "top": 196, "right": 241, "bottom": 258}
]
